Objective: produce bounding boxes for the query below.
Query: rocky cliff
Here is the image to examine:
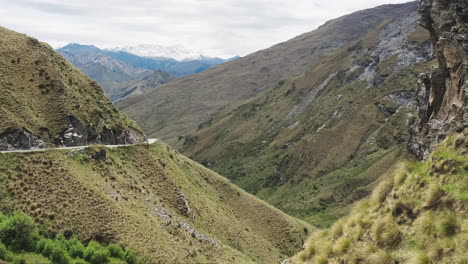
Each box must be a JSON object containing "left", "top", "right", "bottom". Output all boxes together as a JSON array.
[
  {"left": 409, "top": 0, "right": 468, "bottom": 159},
  {"left": 0, "top": 27, "right": 145, "bottom": 150}
]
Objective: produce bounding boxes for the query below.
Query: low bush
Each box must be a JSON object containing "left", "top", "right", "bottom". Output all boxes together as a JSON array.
[
  {"left": 89, "top": 248, "right": 110, "bottom": 264},
  {"left": 0, "top": 242, "right": 8, "bottom": 260},
  {"left": 0, "top": 212, "right": 38, "bottom": 251},
  {"left": 50, "top": 247, "right": 70, "bottom": 264},
  {"left": 0, "top": 211, "right": 144, "bottom": 264},
  {"left": 108, "top": 243, "right": 124, "bottom": 258},
  {"left": 125, "top": 250, "right": 139, "bottom": 264}
]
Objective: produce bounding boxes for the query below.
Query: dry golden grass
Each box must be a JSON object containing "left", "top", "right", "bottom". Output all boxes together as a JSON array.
[{"left": 289, "top": 132, "right": 468, "bottom": 264}]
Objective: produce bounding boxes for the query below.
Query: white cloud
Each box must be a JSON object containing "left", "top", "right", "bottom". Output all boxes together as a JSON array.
[{"left": 0, "top": 0, "right": 413, "bottom": 58}]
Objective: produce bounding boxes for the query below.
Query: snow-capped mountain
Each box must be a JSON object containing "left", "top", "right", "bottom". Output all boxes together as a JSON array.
[{"left": 108, "top": 44, "right": 203, "bottom": 61}]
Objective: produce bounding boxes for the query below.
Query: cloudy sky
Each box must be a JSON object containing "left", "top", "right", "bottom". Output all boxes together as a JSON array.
[{"left": 0, "top": 0, "right": 411, "bottom": 58}]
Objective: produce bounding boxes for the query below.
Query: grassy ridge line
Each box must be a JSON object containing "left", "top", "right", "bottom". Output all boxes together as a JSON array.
[{"left": 0, "top": 141, "right": 310, "bottom": 264}]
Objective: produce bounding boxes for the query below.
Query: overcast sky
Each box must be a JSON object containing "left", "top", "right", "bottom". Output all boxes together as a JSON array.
[{"left": 0, "top": 0, "right": 412, "bottom": 58}]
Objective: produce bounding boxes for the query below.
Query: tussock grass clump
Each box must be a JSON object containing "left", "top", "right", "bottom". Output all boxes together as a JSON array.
[
  {"left": 372, "top": 216, "right": 402, "bottom": 248},
  {"left": 370, "top": 180, "right": 394, "bottom": 205},
  {"left": 315, "top": 255, "right": 328, "bottom": 264},
  {"left": 413, "top": 212, "right": 436, "bottom": 247},
  {"left": 407, "top": 251, "right": 431, "bottom": 264},
  {"left": 366, "top": 250, "right": 393, "bottom": 264},
  {"left": 436, "top": 211, "right": 459, "bottom": 237},
  {"left": 332, "top": 237, "right": 351, "bottom": 255},
  {"left": 423, "top": 183, "right": 444, "bottom": 208},
  {"left": 393, "top": 163, "right": 409, "bottom": 186}
]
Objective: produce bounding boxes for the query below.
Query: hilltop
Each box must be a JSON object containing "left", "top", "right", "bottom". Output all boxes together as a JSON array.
[{"left": 0, "top": 27, "right": 145, "bottom": 150}]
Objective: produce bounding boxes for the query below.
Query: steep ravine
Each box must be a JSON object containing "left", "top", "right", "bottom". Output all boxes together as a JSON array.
[{"left": 181, "top": 3, "right": 434, "bottom": 226}]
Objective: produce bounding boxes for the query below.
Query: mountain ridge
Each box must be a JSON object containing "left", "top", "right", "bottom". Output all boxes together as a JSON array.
[
  {"left": 179, "top": 2, "right": 434, "bottom": 226},
  {"left": 117, "top": 2, "right": 421, "bottom": 144}
]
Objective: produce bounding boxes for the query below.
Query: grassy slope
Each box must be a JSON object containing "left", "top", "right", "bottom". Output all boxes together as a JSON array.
[
  {"left": 117, "top": 2, "right": 418, "bottom": 143},
  {"left": 0, "top": 141, "right": 311, "bottom": 264},
  {"left": 0, "top": 26, "right": 143, "bottom": 144},
  {"left": 291, "top": 132, "right": 468, "bottom": 264},
  {"left": 181, "top": 18, "right": 433, "bottom": 227},
  {"left": 105, "top": 70, "right": 176, "bottom": 103}
]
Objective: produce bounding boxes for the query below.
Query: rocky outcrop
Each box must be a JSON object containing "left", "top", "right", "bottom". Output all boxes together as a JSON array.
[
  {"left": 0, "top": 129, "right": 44, "bottom": 150},
  {"left": 409, "top": 0, "right": 468, "bottom": 159},
  {"left": 56, "top": 116, "right": 140, "bottom": 147}
]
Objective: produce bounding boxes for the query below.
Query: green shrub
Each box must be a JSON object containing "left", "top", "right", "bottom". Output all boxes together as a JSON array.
[
  {"left": 64, "top": 237, "right": 81, "bottom": 251},
  {"left": 0, "top": 242, "right": 8, "bottom": 260},
  {"left": 83, "top": 241, "right": 100, "bottom": 261},
  {"left": 0, "top": 212, "right": 38, "bottom": 251},
  {"left": 89, "top": 248, "right": 109, "bottom": 264},
  {"left": 107, "top": 244, "right": 124, "bottom": 258},
  {"left": 13, "top": 257, "right": 26, "bottom": 264},
  {"left": 41, "top": 239, "right": 57, "bottom": 258},
  {"left": 69, "top": 242, "right": 85, "bottom": 259},
  {"left": 73, "top": 260, "right": 87, "bottom": 264},
  {"left": 84, "top": 241, "right": 109, "bottom": 264},
  {"left": 125, "top": 250, "right": 138, "bottom": 264},
  {"left": 51, "top": 247, "right": 70, "bottom": 264}
]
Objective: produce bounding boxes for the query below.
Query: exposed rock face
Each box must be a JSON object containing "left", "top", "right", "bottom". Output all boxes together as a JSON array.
[
  {"left": 56, "top": 116, "right": 140, "bottom": 147},
  {"left": 409, "top": 0, "right": 468, "bottom": 159},
  {"left": 0, "top": 129, "right": 45, "bottom": 150}
]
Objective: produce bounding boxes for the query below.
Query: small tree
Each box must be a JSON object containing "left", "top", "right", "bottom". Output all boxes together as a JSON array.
[
  {"left": 0, "top": 212, "right": 38, "bottom": 251},
  {"left": 51, "top": 247, "right": 70, "bottom": 264}
]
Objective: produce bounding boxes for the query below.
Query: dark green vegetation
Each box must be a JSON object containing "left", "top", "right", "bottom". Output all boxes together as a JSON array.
[
  {"left": 117, "top": 2, "right": 420, "bottom": 144},
  {"left": 0, "top": 211, "right": 144, "bottom": 264},
  {"left": 181, "top": 8, "right": 434, "bottom": 226},
  {"left": 291, "top": 132, "right": 468, "bottom": 263},
  {"left": 0, "top": 27, "right": 144, "bottom": 149},
  {"left": 0, "top": 141, "right": 310, "bottom": 264}
]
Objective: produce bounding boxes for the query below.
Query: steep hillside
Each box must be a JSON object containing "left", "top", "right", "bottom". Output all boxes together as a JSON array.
[
  {"left": 117, "top": 2, "right": 420, "bottom": 142},
  {"left": 181, "top": 6, "right": 433, "bottom": 226},
  {"left": 291, "top": 1, "right": 468, "bottom": 263},
  {"left": 0, "top": 27, "right": 145, "bottom": 150},
  {"left": 106, "top": 70, "right": 176, "bottom": 103},
  {"left": 0, "top": 27, "right": 311, "bottom": 264},
  {"left": 290, "top": 132, "right": 467, "bottom": 264},
  {"left": 0, "top": 142, "right": 311, "bottom": 264}
]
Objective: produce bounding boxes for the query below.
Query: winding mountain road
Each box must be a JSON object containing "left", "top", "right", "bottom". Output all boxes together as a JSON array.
[{"left": 0, "top": 138, "right": 159, "bottom": 154}]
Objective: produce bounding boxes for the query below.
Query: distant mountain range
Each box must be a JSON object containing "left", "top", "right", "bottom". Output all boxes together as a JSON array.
[
  {"left": 109, "top": 44, "right": 205, "bottom": 61},
  {"left": 56, "top": 43, "right": 239, "bottom": 102}
]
